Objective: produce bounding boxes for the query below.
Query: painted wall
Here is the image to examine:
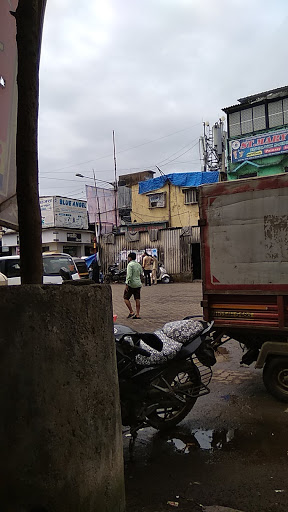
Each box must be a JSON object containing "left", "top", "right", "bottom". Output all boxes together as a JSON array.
[
  {"left": 228, "top": 154, "right": 288, "bottom": 180},
  {"left": 131, "top": 183, "right": 199, "bottom": 228}
]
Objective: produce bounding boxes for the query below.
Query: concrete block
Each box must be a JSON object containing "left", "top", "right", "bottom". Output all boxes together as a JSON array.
[{"left": 0, "top": 283, "right": 125, "bottom": 512}]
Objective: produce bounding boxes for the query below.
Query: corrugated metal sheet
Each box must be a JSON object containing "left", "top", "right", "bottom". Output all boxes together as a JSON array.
[{"left": 100, "top": 226, "right": 200, "bottom": 276}]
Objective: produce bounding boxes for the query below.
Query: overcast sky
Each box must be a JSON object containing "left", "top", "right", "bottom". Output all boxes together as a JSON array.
[{"left": 38, "top": 0, "right": 288, "bottom": 199}]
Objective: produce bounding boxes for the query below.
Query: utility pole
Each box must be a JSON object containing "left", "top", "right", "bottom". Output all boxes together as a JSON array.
[
  {"left": 112, "top": 130, "right": 118, "bottom": 228},
  {"left": 92, "top": 169, "right": 102, "bottom": 244},
  {"left": 13, "top": 0, "right": 46, "bottom": 283}
]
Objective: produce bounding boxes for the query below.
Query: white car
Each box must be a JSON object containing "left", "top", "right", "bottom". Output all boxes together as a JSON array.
[{"left": 0, "top": 253, "right": 81, "bottom": 285}]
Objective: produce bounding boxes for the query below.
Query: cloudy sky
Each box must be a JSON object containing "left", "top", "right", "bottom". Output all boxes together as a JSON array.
[{"left": 38, "top": 0, "right": 288, "bottom": 199}]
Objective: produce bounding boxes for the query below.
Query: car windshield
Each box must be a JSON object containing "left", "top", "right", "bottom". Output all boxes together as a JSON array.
[{"left": 43, "top": 255, "right": 77, "bottom": 276}]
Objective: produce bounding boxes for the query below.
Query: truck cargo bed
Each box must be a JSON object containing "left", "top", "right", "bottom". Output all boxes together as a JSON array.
[{"left": 199, "top": 174, "right": 288, "bottom": 336}]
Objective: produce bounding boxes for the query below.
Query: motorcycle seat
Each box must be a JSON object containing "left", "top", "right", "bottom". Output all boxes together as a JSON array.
[{"left": 136, "top": 319, "right": 204, "bottom": 366}]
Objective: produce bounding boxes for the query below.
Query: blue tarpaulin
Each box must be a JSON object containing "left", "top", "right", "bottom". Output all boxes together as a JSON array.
[
  {"left": 85, "top": 254, "right": 96, "bottom": 268},
  {"left": 139, "top": 171, "right": 219, "bottom": 194}
]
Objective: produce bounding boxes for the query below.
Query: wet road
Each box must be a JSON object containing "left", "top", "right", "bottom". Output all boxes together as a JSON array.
[{"left": 111, "top": 283, "right": 288, "bottom": 512}]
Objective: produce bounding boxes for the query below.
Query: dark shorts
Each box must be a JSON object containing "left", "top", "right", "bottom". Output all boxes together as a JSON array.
[{"left": 124, "top": 286, "right": 141, "bottom": 300}]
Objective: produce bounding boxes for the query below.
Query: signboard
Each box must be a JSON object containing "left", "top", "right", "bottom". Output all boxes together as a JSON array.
[
  {"left": 40, "top": 196, "right": 88, "bottom": 230},
  {"left": 119, "top": 248, "right": 158, "bottom": 263},
  {"left": 0, "top": 0, "right": 18, "bottom": 229},
  {"left": 230, "top": 128, "right": 288, "bottom": 163},
  {"left": 86, "top": 185, "right": 119, "bottom": 234},
  {"left": 67, "top": 232, "right": 82, "bottom": 242},
  {"left": 40, "top": 196, "right": 54, "bottom": 227}
]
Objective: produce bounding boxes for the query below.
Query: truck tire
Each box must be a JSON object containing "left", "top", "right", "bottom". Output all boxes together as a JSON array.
[{"left": 263, "top": 356, "right": 288, "bottom": 403}]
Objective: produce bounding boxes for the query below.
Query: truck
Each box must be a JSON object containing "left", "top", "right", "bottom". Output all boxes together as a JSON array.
[{"left": 199, "top": 173, "right": 288, "bottom": 402}]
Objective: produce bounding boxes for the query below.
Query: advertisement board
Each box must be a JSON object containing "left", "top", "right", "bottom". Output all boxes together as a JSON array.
[
  {"left": 40, "top": 196, "right": 88, "bottom": 230},
  {"left": 230, "top": 128, "right": 288, "bottom": 163}
]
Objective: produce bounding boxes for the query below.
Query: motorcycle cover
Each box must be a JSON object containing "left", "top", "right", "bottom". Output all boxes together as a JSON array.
[{"left": 136, "top": 319, "right": 203, "bottom": 366}]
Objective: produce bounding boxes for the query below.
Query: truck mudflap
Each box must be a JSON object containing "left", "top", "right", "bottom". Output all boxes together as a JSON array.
[{"left": 255, "top": 341, "right": 288, "bottom": 369}]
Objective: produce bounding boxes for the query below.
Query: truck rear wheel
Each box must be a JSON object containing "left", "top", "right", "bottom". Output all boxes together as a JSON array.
[{"left": 263, "top": 356, "right": 288, "bottom": 403}]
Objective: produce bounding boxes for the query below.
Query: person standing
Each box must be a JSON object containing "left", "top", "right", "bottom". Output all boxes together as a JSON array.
[
  {"left": 142, "top": 251, "right": 153, "bottom": 286},
  {"left": 124, "top": 252, "right": 143, "bottom": 319},
  {"left": 151, "top": 255, "right": 158, "bottom": 285},
  {"left": 91, "top": 247, "right": 101, "bottom": 283}
]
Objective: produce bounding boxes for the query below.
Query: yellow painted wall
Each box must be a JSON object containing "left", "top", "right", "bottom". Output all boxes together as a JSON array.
[{"left": 131, "top": 183, "right": 199, "bottom": 227}]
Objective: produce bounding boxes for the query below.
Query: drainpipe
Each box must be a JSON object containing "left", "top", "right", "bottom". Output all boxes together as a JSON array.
[{"left": 168, "top": 180, "right": 172, "bottom": 227}]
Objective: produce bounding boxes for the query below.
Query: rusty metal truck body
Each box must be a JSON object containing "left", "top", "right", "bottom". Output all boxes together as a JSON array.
[{"left": 199, "top": 174, "right": 288, "bottom": 401}]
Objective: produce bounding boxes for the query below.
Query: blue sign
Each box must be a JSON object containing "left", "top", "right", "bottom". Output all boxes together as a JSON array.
[{"left": 230, "top": 128, "right": 288, "bottom": 163}]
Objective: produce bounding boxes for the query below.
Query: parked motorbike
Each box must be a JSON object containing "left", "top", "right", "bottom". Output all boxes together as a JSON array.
[
  {"left": 104, "top": 264, "right": 126, "bottom": 284},
  {"left": 114, "top": 318, "right": 216, "bottom": 442},
  {"left": 157, "top": 262, "right": 171, "bottom": 284}
]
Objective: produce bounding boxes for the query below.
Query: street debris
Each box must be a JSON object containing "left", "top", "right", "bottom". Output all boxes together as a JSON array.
[
  {"left": 167, "top": 501, "right": 179, "bottom": 507},
  {"left": 203, "top": 507, "right": 245, "bottom": 512},
  {"left": 275, "top": 489, "right": 285, "bottom": 493}
]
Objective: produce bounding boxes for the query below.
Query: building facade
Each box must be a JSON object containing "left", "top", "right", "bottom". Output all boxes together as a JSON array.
[
  {"left": 223, "top": 86, "right": 288, "bottom": 180},
  {"left": 130, "top": 172, "right": 219, "bottom": 228},
  {"left": 2, "top": 228, "right": 94, "bottom": 257},
  {"left": 2, "top": 196, "right": 94, "bottom": 257}
]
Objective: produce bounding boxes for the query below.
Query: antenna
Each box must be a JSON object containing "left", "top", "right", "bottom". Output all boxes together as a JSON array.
[{"left": 112, "top": 130, "right": 118, "bottom": 228}]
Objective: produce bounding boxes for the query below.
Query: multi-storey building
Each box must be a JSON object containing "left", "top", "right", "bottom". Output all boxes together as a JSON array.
[{"left": 223, "top": 86, "right": 288, "bottom": 180}]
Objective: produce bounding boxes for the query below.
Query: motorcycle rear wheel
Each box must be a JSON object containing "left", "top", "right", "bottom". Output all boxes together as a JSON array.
[{"left": 147, "top": 364, "right": 201, "bottom": 431}]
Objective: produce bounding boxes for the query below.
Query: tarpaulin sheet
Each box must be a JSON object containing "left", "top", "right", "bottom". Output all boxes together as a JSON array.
[{"left": 139, "top": 171, "right": 219, "bottom": 194}]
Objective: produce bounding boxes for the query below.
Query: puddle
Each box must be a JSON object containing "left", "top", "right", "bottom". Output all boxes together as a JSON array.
[{"left": 168, "top": 428, "right": 235, "bottom": 453}]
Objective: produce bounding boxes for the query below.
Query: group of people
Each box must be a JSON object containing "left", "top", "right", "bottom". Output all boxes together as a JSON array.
[{"left": 123, "top": 251, "right": 158, "bottom": 320}]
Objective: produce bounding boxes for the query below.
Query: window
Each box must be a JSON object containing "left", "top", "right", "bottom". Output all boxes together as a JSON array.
[
  {"left": 229, "top": 104, "right": 266, "bottom": 136},
  {"left": 42, "top": 254, "right": 77, "bottom": 275},
  {"left": 253, "top": 104, "right": 266, "bottom": 131},
  {"left": 184, "top": 188, "right": 197, "bottom": 204},
  {"left": 268, "top": 99, "right": 288, "bottom": 128},
  {"left": 5, "top": 259, "right": 21, "bottom": 278},
  {"left": 229, "top": 111, "right": 241, "bottom": 137},
  {"left": 148, "top": 192, "right": 166, "bottom": 208},
  {"left": 241, "top": 108, "right": 253, "bottom": 134}
]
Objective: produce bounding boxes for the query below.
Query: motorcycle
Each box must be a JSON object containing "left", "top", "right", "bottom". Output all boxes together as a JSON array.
[
  {"left": 104, "top": 264, "right": 126, "bottom": 284},
  {"left": 114, "top": 317, "right": 216, "bottom": 443},
  {"left": 157, "top": 263, "right": 171, "bottom": 284}
]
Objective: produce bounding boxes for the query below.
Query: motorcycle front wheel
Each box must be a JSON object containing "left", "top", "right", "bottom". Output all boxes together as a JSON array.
[{"left": 147, "top": 364, "right": 201, "bottom": 431}]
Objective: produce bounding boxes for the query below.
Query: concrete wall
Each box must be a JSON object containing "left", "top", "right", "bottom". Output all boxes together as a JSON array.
[
  {"left": 0, "top": 283, "right": 125, "bottom": 512},
  {"left": 131, "top": 183, "right": 199, "bottom": 228}
]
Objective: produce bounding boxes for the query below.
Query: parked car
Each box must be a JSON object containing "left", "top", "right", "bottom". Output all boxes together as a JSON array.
[
  {"left": 0, "top": 253, "right": 80, "bottom": 285},
  {"left": 73, "top": 257, "right": 89, "bottom": 280}
]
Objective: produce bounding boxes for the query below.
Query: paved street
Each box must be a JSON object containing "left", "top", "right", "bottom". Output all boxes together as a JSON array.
[{"left": 111, "top": 283, "right": 288, "bottom": 512}]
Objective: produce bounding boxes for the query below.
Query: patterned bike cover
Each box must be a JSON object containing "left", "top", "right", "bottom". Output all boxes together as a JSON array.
[{"left": 136, "top": 319, "right": 203, "bottom": 366}]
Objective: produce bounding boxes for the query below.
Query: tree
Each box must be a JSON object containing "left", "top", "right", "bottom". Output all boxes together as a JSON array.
[{"left": 12, "top": 0, "right": 46, "bottom": 284}]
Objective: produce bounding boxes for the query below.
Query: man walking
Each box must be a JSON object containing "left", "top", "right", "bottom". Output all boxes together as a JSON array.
[{"left": 124, "top": 252, "right": 143, "bottom": 319}]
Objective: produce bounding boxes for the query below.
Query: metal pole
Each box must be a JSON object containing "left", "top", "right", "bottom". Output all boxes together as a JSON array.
[
  {"left": 92, "top": 169, "right": 102, "bottom": 244},
  {"left": 112, "top": 130, "right": 118, "bottom": 228}
]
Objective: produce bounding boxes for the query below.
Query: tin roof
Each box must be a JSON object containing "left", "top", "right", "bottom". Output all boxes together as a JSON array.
[{"left": 222, "top": 85, "right": 288, "bottom": 113}]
